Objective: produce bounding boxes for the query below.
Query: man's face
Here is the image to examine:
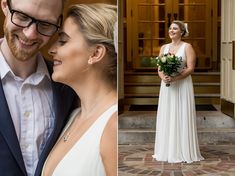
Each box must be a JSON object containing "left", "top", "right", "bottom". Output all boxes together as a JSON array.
[{"left": 2, "top": 0, "right": 62, "bottom": 61}]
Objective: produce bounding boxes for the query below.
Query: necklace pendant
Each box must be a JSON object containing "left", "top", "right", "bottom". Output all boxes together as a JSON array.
[{"left": 63, "top": 133, "right": 70, "bottom": 142}]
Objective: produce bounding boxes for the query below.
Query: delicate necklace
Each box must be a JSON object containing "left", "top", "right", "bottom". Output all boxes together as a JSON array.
[
  {"left": 170, "top": 42, "right": 181, "bottom": 48},
  {"left": 63, "top": 132, "right": 71, "bottom": 142},
  {"left": 62, "top": 91, "right": 116, "bottom": 143},
  {"left": 62, "top": 114, "right": 82, "bottom": 143},
  {"left": 169, "top": 42, "right": 182, "bottom": 53}
]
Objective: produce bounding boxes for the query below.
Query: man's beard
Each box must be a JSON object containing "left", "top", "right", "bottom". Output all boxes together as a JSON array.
[{"left": 4, "top": 23, "right": 41, "bottom": 61}]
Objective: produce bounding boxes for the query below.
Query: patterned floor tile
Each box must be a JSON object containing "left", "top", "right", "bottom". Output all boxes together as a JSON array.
[{"left": 119, "top": 145, "right": 235, "bottom": 176}]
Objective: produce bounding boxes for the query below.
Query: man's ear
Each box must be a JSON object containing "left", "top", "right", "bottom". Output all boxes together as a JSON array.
[
  {"left": 88, "top": 44, "right": 106, "bottom": 64},
  {"left": 1, "top": 0, "right": 8, "bottom": 16}
]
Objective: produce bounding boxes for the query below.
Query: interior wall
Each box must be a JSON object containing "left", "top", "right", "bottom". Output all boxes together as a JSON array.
[{"left": 0, "top": 0, "right": 117, "bottom": 59}]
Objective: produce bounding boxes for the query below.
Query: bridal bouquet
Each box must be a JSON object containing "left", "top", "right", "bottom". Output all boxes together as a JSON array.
[{"left": 151, "top": 53, "right": 182, "bottom": 87}]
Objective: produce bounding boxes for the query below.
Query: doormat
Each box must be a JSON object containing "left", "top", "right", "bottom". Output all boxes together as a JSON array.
[{"left": 129, "top": 105, "right": 217, "bottom": 111}]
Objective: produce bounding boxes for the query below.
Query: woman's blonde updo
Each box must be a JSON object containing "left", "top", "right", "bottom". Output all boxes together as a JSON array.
[
  {"left": 67, "top": 3, "right": 117, "bottom": 88},
  {"left": 172, "top": 20, "right": 189, "bottom": 37}
]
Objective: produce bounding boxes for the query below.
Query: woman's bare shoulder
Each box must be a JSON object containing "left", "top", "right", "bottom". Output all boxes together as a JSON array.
[
  {"left": 159, "top": 44, "right": 168, "bottom": 54},
  {"left": 184, "top": 42, "right": 193, "bottom": 48},
  {"left": 102, "top": 112, "right": 117, "bottom": 136},
  {"left": 161, "top": 44, "right": 168, "bottom": 49}
]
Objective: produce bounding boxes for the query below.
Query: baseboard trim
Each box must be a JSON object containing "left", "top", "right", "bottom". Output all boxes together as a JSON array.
[
  {"left": 118, "top": 98, "right": 124, "bottom": 114},
  {"left": 221, "top": 99, "right": 234, "bottom": 118}
]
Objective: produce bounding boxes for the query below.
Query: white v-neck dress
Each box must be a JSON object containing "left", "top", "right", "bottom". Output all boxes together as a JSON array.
[
  {"left": 152, "top": 43, "right": 204, "bottom": 163},
  {"left": 42, "top": 104, "right": 117, "bottom": 176}
]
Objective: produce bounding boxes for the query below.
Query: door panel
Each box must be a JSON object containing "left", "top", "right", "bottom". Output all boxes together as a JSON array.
[
  {"left": 126, "top": 0, "right": 215, "bottom": 70},
  {"left": 177, "top": 0, "right": 212, "bottom": 69}
]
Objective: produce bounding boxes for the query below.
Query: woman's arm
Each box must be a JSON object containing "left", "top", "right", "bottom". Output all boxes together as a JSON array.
[
  {"left": 100, "top": 113, "right": 117, "bottom": 176},
  {"left": 157, "top": 45, "right": 170, "bottom": 83}
]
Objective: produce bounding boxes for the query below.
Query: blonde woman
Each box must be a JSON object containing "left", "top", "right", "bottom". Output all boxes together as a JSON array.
[
  {"left": 42, "top": 4, "right": 117, "bottom": 176},
  {"left": 153, "top": 21, "right": 204, "bottom": 163}
]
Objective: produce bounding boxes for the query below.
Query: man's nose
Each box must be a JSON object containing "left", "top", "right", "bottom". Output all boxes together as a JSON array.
[{"left": 22, "top": 23, "right": 38, "bottom": 40}]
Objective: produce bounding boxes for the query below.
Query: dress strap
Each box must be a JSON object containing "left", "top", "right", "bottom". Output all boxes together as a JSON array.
[
  {"left": 176, "top": 42, "right": 186, "bottom": 56},
  {"left": 97, "top": 104, "right": 117, "bottom": 126},
  {"left": 163, "top": 44, "right": 170, "bottom": 54}
]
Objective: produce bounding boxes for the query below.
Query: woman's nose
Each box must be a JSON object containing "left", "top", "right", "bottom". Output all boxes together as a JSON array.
[
  {"left": 22, "top": 23, "right": 38, "bottom": 40},
  {"left": 48, "top": 47, "right": 56, "bottom": 56},
  {"left": 48, "top": 43, "right": 57, "bottom": 56}
]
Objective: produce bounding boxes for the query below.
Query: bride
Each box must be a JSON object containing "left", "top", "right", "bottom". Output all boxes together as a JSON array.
[
  {"left": 41, "top": 3, "right": 117, "bottom": 176},
  {"left": 153, "top": 21, "right": 204, "bottom": 163}
]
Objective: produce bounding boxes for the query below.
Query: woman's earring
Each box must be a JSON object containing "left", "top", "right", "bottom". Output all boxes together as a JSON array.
[{"left": 88, "top": 59, "right": 93, "bottom": 64}]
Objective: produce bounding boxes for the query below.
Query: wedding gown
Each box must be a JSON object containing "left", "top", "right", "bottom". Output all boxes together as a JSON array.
[
  {"left": 152, "top": 43, "right": 204, "bottom": 163},
  {"left": 42, "top": 104, "right": 117, "bottom": 176}
]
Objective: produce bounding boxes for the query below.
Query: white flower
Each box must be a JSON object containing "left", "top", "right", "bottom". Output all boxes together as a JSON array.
[{"left": 161, "top": 56, "right": 167, "bottom": 63}]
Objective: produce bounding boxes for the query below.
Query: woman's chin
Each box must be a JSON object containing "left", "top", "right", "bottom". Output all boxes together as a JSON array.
[{"left": 52, "top": 73, "right": 61, "bottom": 83}]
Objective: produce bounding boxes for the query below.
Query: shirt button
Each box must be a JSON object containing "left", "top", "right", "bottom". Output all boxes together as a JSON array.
[
  {"left": 24, "top": 111, "right": 31, "bottom": 118},
  {"left": 21, "top": 144, "right": 29, "bottom": 150}
]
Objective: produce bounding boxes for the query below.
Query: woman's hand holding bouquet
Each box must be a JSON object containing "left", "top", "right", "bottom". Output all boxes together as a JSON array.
[{"left": 151, "top": 53, "right": 182, "bottom": 87}]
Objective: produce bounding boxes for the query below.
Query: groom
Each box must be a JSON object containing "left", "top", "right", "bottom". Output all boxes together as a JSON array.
[{"left": 0, "top": 0, "right": 77, "bottom": 175}]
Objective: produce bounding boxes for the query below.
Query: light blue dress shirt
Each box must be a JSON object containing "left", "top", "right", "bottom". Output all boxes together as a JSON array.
[{"left": 0, "top": 51, "right": 54, "bottom": 176}]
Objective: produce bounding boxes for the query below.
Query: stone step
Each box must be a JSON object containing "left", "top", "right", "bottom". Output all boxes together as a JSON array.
[
  {"left": 124, "top": 71, "right": 221, "bottom": 105},
  {"left": 124, "top": 96, "right": 220, "bottom": 105},
  {"left": 119, "top": 110, "right": 235, "bottom": 145},
  {"left": 125, "top": 83, "right": 220, "bottom": 94},
  {"left": 118, "top": 128, "right": 235, "bottom": 145},
  {"left": 125, "top": 93, "right": 220, "bottom": 97},
  {"left": 119, "top": 111, "right": 235, "bottom": 129},
  {"left": 125, "top": 82, "right": 220, "bottom": 86},
  {"left": 124, "top": 71, "right": 220, "bottom": 84},
  {"left": 119, "top": 112, "right": 156, "bottom": 129}
]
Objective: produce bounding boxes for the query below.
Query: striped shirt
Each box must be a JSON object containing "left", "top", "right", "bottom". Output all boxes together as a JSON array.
[{"left": 0, "top": 50, "right": 55, "bottom": 176}]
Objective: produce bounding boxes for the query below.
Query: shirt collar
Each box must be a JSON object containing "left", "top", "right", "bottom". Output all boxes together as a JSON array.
[
  {"left": 0, "top": 50, "right": 12, "bottom": 80},
  {"left": 35, "top": 53, "right": 51, "bottom": 80},
  {"left": 0, "top": 42, "right": 50, "bottom": 82}
]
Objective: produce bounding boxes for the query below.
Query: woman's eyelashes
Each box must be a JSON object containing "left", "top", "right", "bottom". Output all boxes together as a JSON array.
[
  {"left": 58, "top": 40, "right": 67, "bottom": 45},
  {"left": 58, "top": 32, "right": 70, "bottom": 46}
]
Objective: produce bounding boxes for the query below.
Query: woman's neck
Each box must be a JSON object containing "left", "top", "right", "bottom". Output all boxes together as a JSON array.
[
  {"left": 72, "top": 78, "right": 117, "bottom": 118},
  {"left": 81, "top": 89, "right": 117, "bottom": 119},
  {"left": 171, "top": 40, "right": 182, "bottom": 46}
]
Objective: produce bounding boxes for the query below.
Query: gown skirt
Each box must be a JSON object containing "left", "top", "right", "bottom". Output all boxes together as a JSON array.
[{"left": 152, "top": 75, "right": 204, "bottom": 163}]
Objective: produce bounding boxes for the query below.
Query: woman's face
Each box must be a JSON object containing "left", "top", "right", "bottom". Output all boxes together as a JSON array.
[
  {"left": 168, "top": 23, "right": 182, "bottom": 40},
  {"left": 49, "top": 17, "right": 92, "bottom": 85}
]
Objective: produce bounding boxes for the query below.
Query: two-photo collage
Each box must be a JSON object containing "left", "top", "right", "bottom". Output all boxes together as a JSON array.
[{"left": 1, "top": 0, "right": 235, "bottom": 175}]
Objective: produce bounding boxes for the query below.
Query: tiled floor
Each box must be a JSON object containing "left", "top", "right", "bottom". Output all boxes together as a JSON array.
[{"left": 119, "top": 144, "right": 235, "bottom": 176}]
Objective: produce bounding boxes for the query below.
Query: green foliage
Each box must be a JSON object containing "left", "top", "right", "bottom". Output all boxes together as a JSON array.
[{"left": 140, "top": 57, "right": 152, "bottom": 67}]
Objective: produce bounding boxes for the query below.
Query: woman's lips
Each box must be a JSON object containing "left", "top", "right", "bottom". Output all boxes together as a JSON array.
[{"left": 53, "top": 59, "right": 62, "bottom": 66}]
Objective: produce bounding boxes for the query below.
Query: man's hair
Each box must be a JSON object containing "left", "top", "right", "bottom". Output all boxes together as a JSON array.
[{"left": 9, "top": 0, "right": 66, "bottom": 11}]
